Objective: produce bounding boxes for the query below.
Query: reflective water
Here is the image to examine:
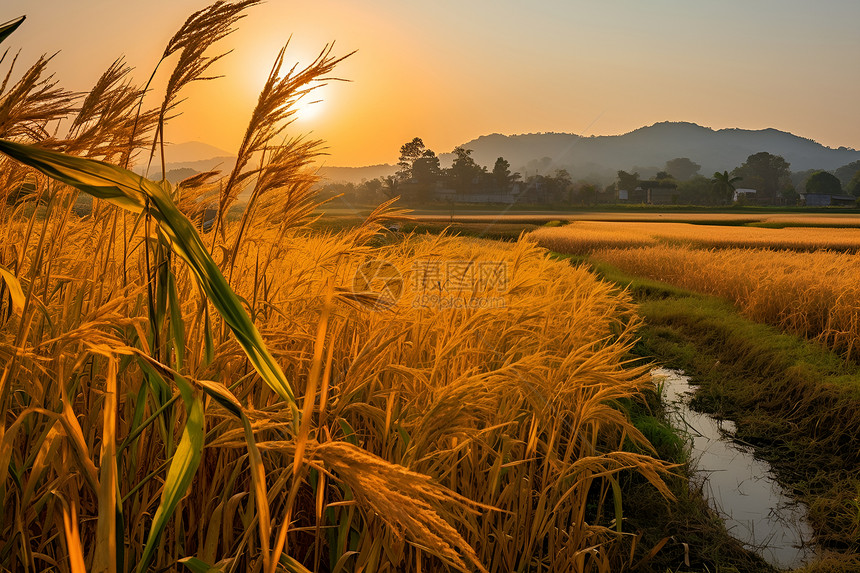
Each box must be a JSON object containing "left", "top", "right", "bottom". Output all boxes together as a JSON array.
[{"left": 653, "top": 367, "right": 816, "bottom": 569}]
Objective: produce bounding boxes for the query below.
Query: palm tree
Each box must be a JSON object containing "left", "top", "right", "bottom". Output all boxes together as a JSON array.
[{"left": 712, "top": 170, "right": 742, "bottom": 204}]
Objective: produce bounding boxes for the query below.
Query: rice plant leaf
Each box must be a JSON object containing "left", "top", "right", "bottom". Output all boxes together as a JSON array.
[
  {"left": 278, "top": 554, "right": 314, "bottom": 573},
  {"left": 59, "top": 383, "right": 100, "bottom": 493},
  {"left": 178, "top": 557, "right": 220, "bottom": 573},
  {"left": 195, "top": 378, "right": 242, "bottom": 419},
  {"left": 242, "top": 415, "right": 271, "bottom": 568},
  {"left": 609, "top": 475, "right": 623, "bottom": 534},
  {"left": 0, "top": 15, "right": 25, "bottom": 45},
  {"left": 94, "top": 358, "right": 123, "bottom": 573},
  {"left": 0, "top": 140, "right": 298, "bottom": 414},
  {"left": 0, "top": 264, "right": 25, "bottom": 314},
  {"left": 137, "top": 392, "right": 203, "bottom": 573},
  {"left": 203, "top": 305, "right": 214, "bottom": 366},
  {"left": 53, "top": 492, "right": 87, "bottom": 573},
  {"left": 167, "top": 267, "right": 186, "bottom": 371}
]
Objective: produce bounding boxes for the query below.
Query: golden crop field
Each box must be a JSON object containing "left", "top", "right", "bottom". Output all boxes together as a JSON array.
[
  {"left": 531, "top": 220, "right": 860, "bottom": 254},
  {"left": 0, "top": 5, "right": 673, "bottom": 572},
  {"left": 591, "top": 245, "right": 860, "bottom": 361}
]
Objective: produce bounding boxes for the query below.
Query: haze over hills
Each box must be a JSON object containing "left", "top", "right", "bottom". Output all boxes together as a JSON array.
[
  {"left": 133, "top": 141, "right": 237, "bottom": 181},
  {"left": 158, "top": 122, "right": 860, "bottom": 186},
  {"left": 444, "top": 122, "right": 860, "bottom": 182}
]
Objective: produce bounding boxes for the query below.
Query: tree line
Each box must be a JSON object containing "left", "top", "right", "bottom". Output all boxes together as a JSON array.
[{"left": 318, "top": 138, "right": 860, "bottom": 207}]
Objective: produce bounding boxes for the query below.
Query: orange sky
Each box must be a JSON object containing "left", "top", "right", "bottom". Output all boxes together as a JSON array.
[{"left": 3, "top": 1, "right": 860, "bottom": 167}]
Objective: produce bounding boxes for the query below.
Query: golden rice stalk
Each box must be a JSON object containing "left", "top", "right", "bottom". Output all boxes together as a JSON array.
[
  {"left": 148, "top": 0, "right": 262, "bottom": 174},
  {"left": 255, "top": 439, "right": 490, "bottom": 573},
  {"left": 0, "top": 139, "right": 299, "bottom": 413},
  {"left": 53, "top": 491, "right": 87, "bottom": 573},
  {"left": 215, "top": 43, "right": 351, "bottom": 237},
  {"left": 64, "top": 59, "right": 157, "bottom": 165},
  {"left": 93, "top": 357, "right": 121, "bottom": 573},
  {"left": 0, "top": 55, "right": 79, "bottom": 142}
]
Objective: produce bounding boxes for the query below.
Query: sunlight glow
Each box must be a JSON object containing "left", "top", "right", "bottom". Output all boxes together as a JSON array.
[{"left": 292, "top": 95, "right": 325, "bottom": 123}]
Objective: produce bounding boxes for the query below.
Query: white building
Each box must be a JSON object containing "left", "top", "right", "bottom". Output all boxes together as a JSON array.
[{"left": 732, "top": 188, "right": 756, "bottom": 202}]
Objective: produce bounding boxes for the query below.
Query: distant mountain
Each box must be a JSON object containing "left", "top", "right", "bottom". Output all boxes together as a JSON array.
[
  {"left": 138, "top": 156, "right": 237, "bottom": 180},
  {"left": 136, "top": 142, "right": 397, "bottom": 186},
  {"left": 162, "top": 141, "right": 234, "bottom": 164},
  {"left": 317, "top": 164, "right": 397, "bottom": 185},
  {"left": 444, "top": 122, "right": 860, "bottom": 183},
  {"left": 143, "top": 125, "right": 860, "bottom": 189}
]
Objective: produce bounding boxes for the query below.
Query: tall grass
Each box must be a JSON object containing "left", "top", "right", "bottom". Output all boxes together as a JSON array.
[
  {"left": 591, "top": 245, "right": 860, "bottom": 361},
  {"left": 0, "top": 7, "right": 673, "bottom": 572}
]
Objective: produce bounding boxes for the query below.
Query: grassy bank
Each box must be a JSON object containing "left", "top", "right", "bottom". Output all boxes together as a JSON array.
[{"left": 580, "top": 258, "right": 860, "bottom": 569}]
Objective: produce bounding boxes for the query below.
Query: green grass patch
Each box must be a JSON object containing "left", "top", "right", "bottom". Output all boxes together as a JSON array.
[{"left": 585, "top": 259, "right": 860, "bottom": 558}]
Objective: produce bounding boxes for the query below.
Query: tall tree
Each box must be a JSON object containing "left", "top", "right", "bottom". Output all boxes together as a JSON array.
[
  {"left": 449, "top": 147, "right": 483, "bottom": 193},
  {"left": 411, "top": 149, "right": 441, "bottom": 202},
  {"left": 712, "top": 170, "right": 742, "bottom": 203},
  {"left": 664, "top": 157, "right": 701, "bottom": 181},
  {"left": 492, "top": 157, "right": 512, "bottom": 192},
  {"left": 834, "top": 160, "right": 860, "bottom": 188},
  {"left": 411, "top": 150, "right": 441, "bottom": 184},
  {"left": 732, "top": 152, "right": 791, "bottom": 203},
  {"left": 396, "top": 137, "right": 426, "bottom": 181},
  {"left": 805, "top": 171, "right": 842, "bottom": 195},
  {"left": 616, "top": 170, "right": 639, "bottom": 191},
  {"left": 382, "top": 175, "right": 399, "bottom": 200},
  {"left": 849, "top": 171, "right": 860, "bottom": 197}
]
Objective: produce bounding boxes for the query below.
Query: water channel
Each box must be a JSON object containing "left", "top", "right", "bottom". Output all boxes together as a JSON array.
[{"left": 652, "top": 367, "right": 816, "bottom": 569}]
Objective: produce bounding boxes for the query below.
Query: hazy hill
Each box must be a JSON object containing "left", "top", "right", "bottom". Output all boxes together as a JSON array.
[
  {"left": 162, "top": 141, "right": 234, "bottom": 164},
  {"left": 317, "top": 164, "right": 397, "bottom": 185},
  {"left": 446, "top": 122, "right": 860, "bottom": 180},
  {"left": 144, "top": 125, "right": 860, "bottom": 187},
  {"left": 137, "top": 155, "right": 237, "bottom": 180},
  {"left": 137, "top": 143, "right": 396, "bottom": 185}
]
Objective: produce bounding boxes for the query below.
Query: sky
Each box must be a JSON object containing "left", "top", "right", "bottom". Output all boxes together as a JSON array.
[{"left": 3, "top": 0, "right": 860, "bottom": 167}]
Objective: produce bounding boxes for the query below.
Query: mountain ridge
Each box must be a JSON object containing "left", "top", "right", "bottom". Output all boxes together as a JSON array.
[
  {"left": 157, "top": 122, "right": 860, "bottom": 186},
  {"left": 445, "top": 122, "right": 860, "bottom": 181}
]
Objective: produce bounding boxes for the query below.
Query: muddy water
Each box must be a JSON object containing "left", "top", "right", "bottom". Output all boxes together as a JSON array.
[{"left": 652, "top": 367, "right": 816, "bottom": 570}]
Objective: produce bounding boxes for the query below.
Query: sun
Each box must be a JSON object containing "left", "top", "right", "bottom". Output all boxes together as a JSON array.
[
  {"left": 292, "top": 94, "right": 326, "bottom": 123},
  {"left": 240, "top": 53, "right": 330, "bottom": 125}
]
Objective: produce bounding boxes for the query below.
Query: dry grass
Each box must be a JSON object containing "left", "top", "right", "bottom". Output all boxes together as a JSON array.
[
  {"left": 0, "top": 6, "right": 674, "bottom": 572},
  {"left": 531, "top": 220, "right": 860, "bottom": 254},
  {"left": 591, "top": 245, "right": 860, "bottom": 361}
]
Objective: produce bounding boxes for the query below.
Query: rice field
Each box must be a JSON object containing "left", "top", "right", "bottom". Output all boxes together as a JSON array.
[
  {"left": 591, "top": 246, "right": 860, "bottom": 361},
  {"left": 531, "top": 220, "right": 860, "bottom": 254},
  {"left": 403, "top": 212, "right": 860, "bottom": 227},
  {"left": 0, "top": 5, "right": 675, "bottom": 572},
  {"left": 532, "top": 221, "right": 860, "bottom": 360}
]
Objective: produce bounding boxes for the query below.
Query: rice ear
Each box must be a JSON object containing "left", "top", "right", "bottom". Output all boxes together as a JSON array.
[{"left": 0, "top": 139, "right": 300, "bottom": 418}]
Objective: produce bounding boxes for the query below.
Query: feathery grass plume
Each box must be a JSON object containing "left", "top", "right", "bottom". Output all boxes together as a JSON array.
[
  {"left": 312, "top": 440, "right": 490, "bottom": 573},
  {"left": 225, "top": 135, "right": 325, "bottom": 277},
  {"left": 64, "top": 59, "right": 158, "bottom": 165},
  {"left": 214, "top": 43, "right": 351, "bottom": 239},
  {"left": 148, "top": 0, "right": 261, "bottom": 176},
  {"left": 0, "top": 55, "right": 78, "bottom": 142}
]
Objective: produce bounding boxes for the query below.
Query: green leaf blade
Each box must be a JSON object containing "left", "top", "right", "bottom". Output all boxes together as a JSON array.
[
  {"left": 0, "top": 15, "right": 25, "bottom": 45},
  {"left": 0, "top": 139, "right": 298, "bottom": 412}
]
